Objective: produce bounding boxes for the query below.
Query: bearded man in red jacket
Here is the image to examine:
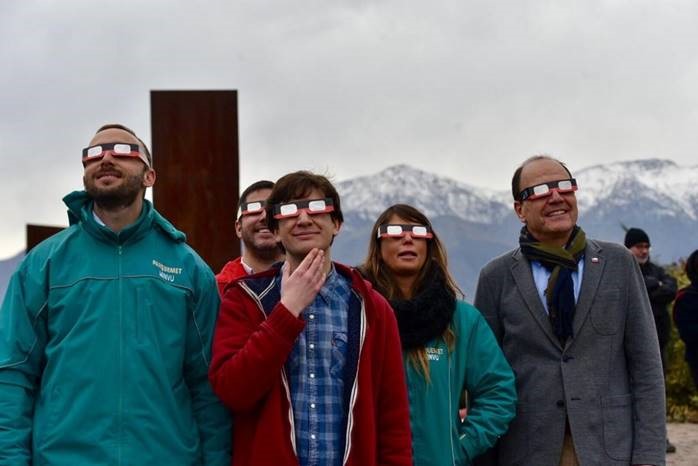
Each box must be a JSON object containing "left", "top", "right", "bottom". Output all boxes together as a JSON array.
[
  {"left": 216, "top": 180, "right": 284, "bottom": 293},
  {"left": 209, "top": 171, "right": 412, "bottom": 466}
]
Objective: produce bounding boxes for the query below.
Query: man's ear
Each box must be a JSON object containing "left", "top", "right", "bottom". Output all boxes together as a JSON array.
[
  {"left": 332, "top": 219, "right": 342, "bottom": 237},
  {"left": 143, "top": 168, "right": 156, "bottom": 188},
  {"left": 234, "top": 219, "right": 243, "bottom": 239},
  {"left": 513, "top": 201, "right": 526, "bottom": 224}
]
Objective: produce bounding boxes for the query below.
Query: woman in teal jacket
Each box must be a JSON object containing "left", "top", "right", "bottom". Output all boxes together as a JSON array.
[{"left": 361, "top": 204, "right": 516, "bottom": 465}]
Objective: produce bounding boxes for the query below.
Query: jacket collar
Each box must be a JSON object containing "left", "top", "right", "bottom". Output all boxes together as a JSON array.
[
  {"left": 238, "top": 261, "right": 369, "bottom": 315},
  {"left": 63, "top": 190, "right": 185, "bottom": 245},
  {"left": 510, "top": 239, "right": 605, "bottom": 351}
]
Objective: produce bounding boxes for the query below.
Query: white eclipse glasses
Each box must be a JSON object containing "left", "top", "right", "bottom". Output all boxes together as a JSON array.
[
  {"left": 272, "top": 198, "right": 334, "bottom": 219},
  {"left": 377, "top": 224, "right": 433, "bottom": 239},
  {"left": 518, "top": 178, "right": 577, "bottom": 201},
  {"left": 82, "top": 143, "right": 150, "bottom": 167},
  {"left": 238, "top": 200, "right": 266, "bottom": 218}
]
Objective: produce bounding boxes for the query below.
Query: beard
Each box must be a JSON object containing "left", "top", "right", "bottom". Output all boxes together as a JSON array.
[
  {"left": 241, "top": 230, "right": 282, "bottom": 260},
  {"left": 83, "top": 169, "right": 145, "bottom": 210}
]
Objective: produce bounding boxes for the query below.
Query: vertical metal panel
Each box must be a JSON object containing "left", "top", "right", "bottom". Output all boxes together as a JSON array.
[
  {"left": 150, "top": 90, "right": 240, "bottom": 273},
  {"left": 27, "top": 224, "right": 65, "bottom": 253}
]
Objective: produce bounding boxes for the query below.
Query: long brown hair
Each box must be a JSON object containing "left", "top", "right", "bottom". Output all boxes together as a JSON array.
[{"left": 360, "top": 204, "right": 462, "bottom": 381}]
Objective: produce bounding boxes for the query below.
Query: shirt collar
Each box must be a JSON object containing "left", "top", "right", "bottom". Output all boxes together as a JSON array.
[
  {"left": 240, "top": 257, "right": 254, "bottom": 275},
  {"left": 317, "top": 263, "right": 341, "bottom": 304}
]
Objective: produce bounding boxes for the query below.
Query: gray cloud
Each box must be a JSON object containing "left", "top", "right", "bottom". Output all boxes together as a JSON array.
[{"left": 2, "top": 0, "right": 698, "bottom": 257}]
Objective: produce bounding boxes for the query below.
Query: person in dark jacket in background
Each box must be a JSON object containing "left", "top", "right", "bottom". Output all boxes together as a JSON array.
[
  {"left": 625, "top": 227, "right": 678, "bottom": 453},
  {"left": 674, "top": 249, "right": 698, "bottom": 390}
]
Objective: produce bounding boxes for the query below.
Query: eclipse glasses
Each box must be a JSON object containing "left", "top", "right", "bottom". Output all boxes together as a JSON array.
[
  {"left": 518, "top": 178, "right": 577, "bottom": 201},
  {"left": 239, "top": 200, "right": 266, "bottom": 217},
  {"left": 82, "top": 143, "right": 151, "bottom": 168},
  {"left": 273, "top": 198, "right": 335, "bottom": 219},
  {"left": 377, "top": 224, "right": 433, "bottom": 239}
]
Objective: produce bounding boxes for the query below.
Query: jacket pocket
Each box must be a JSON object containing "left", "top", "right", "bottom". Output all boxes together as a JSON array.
[
  {"left": 601, "top": 393, "right": 633, "bottom": 461},
  {"left": 134, "top": 285, "right": 154, "bottom": 346},
  {"left": 590, "top": 289, "right": 621, "bottom": 335},
  {"left": 497, "top": 401, "right": 534, "bottom": 465},
  {"left": 330, "top": 332, "right": 348, "bottom": 379},
  {"left": 35, "top": 386, "right": 62, "bottom": 453}
]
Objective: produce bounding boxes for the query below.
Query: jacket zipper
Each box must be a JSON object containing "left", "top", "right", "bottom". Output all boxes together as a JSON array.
[
  {"left": 342, "top": 291, "right": 367, "bottom": 466},
  {"left": 239, "top": 281, "right": 298, "bottom": 457},
  {"left": 117, "top": 244, "right": 123, "bottom": 466},
  {"left": 238, "top": 282, "right": 367, "bottom": 465},
  {"left": 448, "top": 352, "right": 456, "bottom": 465}
]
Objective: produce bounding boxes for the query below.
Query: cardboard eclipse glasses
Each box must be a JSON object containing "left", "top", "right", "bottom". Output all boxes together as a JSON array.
[
  {"left": 273, "top": 198, "right": 335, "bottom": 219},
  {"left": 518, "top": 178, "right": 578, "bottom": 201},
  {"left": 82, "top": 143, "right": 150, "bottom": 168},
  {"left": 377, "top": 224, "right": 433, "bottom": 239},
  {"left": 239, "top": 200, "right": 266, "bottom": 217}
]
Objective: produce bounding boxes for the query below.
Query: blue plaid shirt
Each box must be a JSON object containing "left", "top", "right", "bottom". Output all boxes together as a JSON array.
[{"left": 284, "top": 265, "right": 351, "bottom": 466}]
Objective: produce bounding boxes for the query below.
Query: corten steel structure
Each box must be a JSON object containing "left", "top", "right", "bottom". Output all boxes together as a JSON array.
[
  {"left": 150, "top": 90, "right": 240, "bottom": 273},
  {"left": 26, "top": 225, "right": 64, "bottom": 253}
]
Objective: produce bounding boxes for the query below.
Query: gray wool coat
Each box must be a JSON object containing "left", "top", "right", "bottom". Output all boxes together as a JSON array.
[{"left": 474, "top": 239, "right": 666, "bottom": 466}]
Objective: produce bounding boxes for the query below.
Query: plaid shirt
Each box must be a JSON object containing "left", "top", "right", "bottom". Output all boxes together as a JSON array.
[{"left": 284, "top": 266, "right": 351, "bottom": 466}]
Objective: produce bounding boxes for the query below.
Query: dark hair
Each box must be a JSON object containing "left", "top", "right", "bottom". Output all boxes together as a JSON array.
[
  {"left": 265, "top": 171, "right": 343, "bottom": 232},
  {"left": 511, "top": 154, "right": 572, "bottom": 200},
  {"left": 238, "top": 180, "right": 275, "bottom": 217},
  {"left": 360, "top": 204, "right": 461, "bottom": 301},
  {"left": 686, "top": 249, "right": 698, "bottom": 284},
  {"left": 360, "top": 204, "right": 461, "bottom": 381},
  {"left": 95, "top": 123, "right": 152, "bottom": 167}
]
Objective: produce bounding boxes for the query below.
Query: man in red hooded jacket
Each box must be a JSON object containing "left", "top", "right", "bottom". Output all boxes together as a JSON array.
[{"left": 209, "top": 171, "right": 412, "bottom": 466}]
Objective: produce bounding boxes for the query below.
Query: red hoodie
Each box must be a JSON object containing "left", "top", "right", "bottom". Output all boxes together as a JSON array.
[
  {"left": 215, "top": 257, "right": 248, "bottom": 295},
  {"left": 209, "top": 262, "right": 412, "bottom": 466}
]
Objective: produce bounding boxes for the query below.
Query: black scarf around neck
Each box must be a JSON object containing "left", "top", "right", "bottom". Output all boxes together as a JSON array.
[
  {"left": 519, "top": 226, "right": 586, "bottom": 344},
  {"left": 389, "top": 265, "right": 456, "bottom": 350}
]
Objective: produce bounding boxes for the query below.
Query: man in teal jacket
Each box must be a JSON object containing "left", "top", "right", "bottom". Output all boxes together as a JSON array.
[{"left": 0, "top": 124, "right": 231, "bottom": 465}]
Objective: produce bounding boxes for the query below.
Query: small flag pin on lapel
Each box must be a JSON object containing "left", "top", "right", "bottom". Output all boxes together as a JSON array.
[{"left": 591, "top": 257, "right": 599, "bottom": 263}]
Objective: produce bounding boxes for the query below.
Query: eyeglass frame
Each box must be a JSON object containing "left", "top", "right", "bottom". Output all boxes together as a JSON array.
[
  {"left": 517, "top": 178, "right": 578, "bottom": 201},
  {"left": 377, "top": 224, "right": 433, "bottom": 239},
  {"left": 238, "top": 200, "right": 267, "bottom": 218},
  {"left": 272, "top": 198, "right": 335, "bottom": 219},
  {"left": 82, "top": 142, "right": 151, "bottom": 168}
]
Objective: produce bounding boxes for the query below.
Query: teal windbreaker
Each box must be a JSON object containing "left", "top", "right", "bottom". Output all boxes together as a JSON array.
[
  {"left": 405, "top": 301, "right": 517, "bottom": 466},
  {"left": 0, "top": 191, "right": 231, "bottom": 465}
]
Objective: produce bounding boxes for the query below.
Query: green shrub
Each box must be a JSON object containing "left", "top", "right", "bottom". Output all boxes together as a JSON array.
[{"left": 665, "top": 262, "right": 698, "bottom": 422}]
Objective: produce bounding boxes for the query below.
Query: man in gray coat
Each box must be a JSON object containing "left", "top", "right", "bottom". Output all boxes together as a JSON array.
[{"left": 474, "top": 155, "right": 666, "bottom": 466}]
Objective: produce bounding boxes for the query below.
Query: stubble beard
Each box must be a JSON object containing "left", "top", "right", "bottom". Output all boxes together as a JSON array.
[
  {"left": 242, "top": 234, "right": 282, "bottom": 261},
  {"left": 84, "top": 172, "right": 144, "bottom": 211}
]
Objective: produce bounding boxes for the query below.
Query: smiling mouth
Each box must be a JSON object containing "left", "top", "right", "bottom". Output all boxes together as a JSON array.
[
  {"left": 294, "top": 231, "right": 318, "bottom": 238},
  {"left": 546, "top": 210, "right": 567, "bottom": 217},
  {"left": 96, "top": 171, "right": 121, "bottom": 180}
]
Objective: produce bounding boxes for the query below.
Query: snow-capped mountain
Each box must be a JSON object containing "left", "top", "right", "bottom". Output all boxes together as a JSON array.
[
  {"left": 333, "top": 160, "right": 698, "bottom": 298},
  {"left": 339, "top": 159, "right": 698, "bottom": 222},
  {"left": 575, "top": 159, "right": 698, "bottom": 220},
  {"left": 1, "top": 159, "right": 696, "bottom": 301},
  {"left": 338, "top": 164, "right": 510, "bottom": 223}
]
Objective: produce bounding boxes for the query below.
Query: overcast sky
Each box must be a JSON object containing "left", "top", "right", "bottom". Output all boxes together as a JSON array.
[{"left": 2, "top": 0, "right": 697, "bottom": 259}]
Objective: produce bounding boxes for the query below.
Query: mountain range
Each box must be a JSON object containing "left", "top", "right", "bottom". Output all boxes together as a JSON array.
[
  {"left": 332, "top": 159, "right": 698, "bottom": 298},
  {"left": 1, "top": 159, "right": 696, "bottom": 301}
]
